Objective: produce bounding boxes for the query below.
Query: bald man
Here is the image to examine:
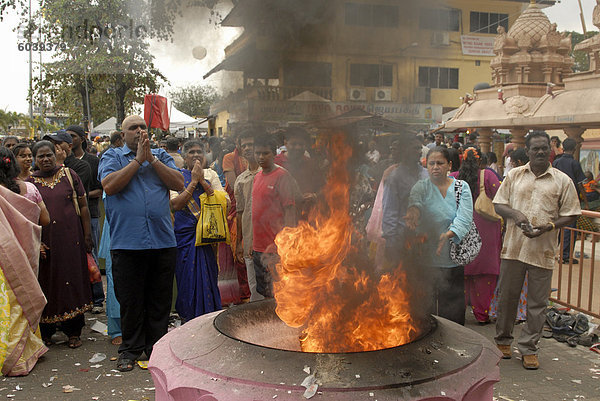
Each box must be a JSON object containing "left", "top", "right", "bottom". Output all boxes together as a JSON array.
[{"left": 98, "top": 115, "right": 183, "bottom": 372}]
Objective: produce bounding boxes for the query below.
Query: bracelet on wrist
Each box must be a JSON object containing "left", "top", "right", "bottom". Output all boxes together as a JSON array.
[
  {"left": 151, "top": 157, "right": 159, "bottom": 165},
  {"left": 132, "top": 158, "right": 142, "bottom": 166},
  {"left": 549, "top": 222, "right": 556, "bottom": 231}
]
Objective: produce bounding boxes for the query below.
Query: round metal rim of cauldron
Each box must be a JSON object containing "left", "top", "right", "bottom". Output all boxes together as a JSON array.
[
  {"left": 153, "top": 305, "right": 496, "bottom": 391},
  {"left": 213, "top": 298, "right": 436, "bottom": 355}
]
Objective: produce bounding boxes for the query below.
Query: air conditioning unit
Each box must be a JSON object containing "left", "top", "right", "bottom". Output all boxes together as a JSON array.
[
  {"left": 431, "top": 31, "right": 450, "bottom": 47},
  {"left": 414, "top": 87, "right": 431, "bottom": 104},
  {"left": 349, "top": 88, "right": 367, "bottom": 101},
  {"left": 375, "top": 88, "right": 392, "bottom": 102}
]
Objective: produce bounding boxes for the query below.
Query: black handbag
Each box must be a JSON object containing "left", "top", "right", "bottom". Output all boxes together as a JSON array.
[{"left": 449, "top": 180, "right": 482, "bottom": 266}]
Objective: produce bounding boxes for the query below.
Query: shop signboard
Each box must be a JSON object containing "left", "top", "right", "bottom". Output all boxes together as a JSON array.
[
  {"left": 461, "top": 35, "right": 495, "bottom": 57},
  {"left": 247, "top": 100, "right": 443, "bottom": 124}
]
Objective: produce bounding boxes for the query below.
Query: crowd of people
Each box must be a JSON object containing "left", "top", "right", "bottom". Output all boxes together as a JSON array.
[
  {"left": 377, "top": 130, "right": 582, "bottom": 370},
  {"left": 0, "top": 120, "right": 586, "bottom": 376}
]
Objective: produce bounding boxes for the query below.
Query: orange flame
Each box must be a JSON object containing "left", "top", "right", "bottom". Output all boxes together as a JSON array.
[{"left": 274, "top": 134, "right": 419, "bottom": 353}]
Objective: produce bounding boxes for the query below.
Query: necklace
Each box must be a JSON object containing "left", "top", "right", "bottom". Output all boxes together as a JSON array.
[{"left": 32, "top": 167, "right": 65, "bottom": 189}]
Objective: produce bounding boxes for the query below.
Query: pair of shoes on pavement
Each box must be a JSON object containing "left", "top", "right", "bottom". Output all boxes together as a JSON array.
[
  {"left": 562, "top": 258, "right": 579, "bottom": 264},
  {"left": 522, "top": 354, "right": 539, "bottom": 370},
  {"left": 496, "top": 344, "right": 511, "bottom": 359},
  {"left": 496, "top": 344, "right": 539, "bottom": 369}
]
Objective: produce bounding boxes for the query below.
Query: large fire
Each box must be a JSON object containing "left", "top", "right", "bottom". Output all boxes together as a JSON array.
[{"left": 274, "top": 134, "right": 420, "bottom": 353}]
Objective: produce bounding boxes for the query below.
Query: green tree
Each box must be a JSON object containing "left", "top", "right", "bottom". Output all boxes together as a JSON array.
[
  {"left": 0, "top": 109, "right": 58, "bottom": 135},
  {"left": 169, "top": 84, "right": 219, "bottom": 118},
  {"left": 569, "top": 30, "right": 600, "bottom": 72},
  {"left": 0, "top": 0, "right": 234, "bottom": 26},
  {"left": 30, "top": 0, "right": 167, "bottom": 127},
  {"left": 0, "top": 110, "right": 21, "bottom": 132},
  {"left": 2, "top": 0, "right": 233, "bottom": 125},
  {"left": 35, "top": 72, "right": 116, "bottom": 126}
]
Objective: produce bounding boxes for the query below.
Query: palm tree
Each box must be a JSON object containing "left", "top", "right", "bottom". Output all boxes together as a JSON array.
[{"left": 0, "top": 110, "right": 22, "bottom": 133}]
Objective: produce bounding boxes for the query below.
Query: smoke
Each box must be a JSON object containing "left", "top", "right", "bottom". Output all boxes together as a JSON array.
[
  {"left": 147, "top": 0, "right": 243, "bottom": 96},
  {"left": 181, "top": 0, "right": 484, "bottom": 344}
]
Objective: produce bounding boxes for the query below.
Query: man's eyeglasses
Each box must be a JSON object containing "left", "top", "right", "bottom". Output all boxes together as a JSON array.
[{"left": 128, "top": 124, "right": 147, "bottom": 131}]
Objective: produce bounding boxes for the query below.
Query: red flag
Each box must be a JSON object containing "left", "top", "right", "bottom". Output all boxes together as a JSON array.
[{"left": 144, "top": 94, "right": 170, "bottom": 131}]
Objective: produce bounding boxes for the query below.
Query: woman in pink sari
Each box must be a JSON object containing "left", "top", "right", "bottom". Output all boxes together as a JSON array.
[
  {"left": 450, "top": 147, "right": 502, "bottom": 324},
  {"left": 0, "top": 150, "right": 48, "bottom": 376}
]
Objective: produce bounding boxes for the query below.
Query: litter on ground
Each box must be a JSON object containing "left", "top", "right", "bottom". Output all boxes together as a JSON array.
[{"left": 89, "top": 353, "right": 106, "bottom": 363}]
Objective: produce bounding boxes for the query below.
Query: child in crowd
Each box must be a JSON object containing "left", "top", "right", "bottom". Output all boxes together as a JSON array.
[{"left": 583, "top": 171, "right": 600, "bottom": 202}]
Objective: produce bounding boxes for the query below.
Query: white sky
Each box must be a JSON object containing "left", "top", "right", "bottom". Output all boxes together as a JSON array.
[{"left": 0, "top": 0, "right": 595, "bottom": 116}]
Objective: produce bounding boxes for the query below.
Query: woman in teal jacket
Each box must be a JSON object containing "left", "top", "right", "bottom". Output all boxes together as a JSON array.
[{"left": 405, "top": 146, "right": 473, "bottom": 325}]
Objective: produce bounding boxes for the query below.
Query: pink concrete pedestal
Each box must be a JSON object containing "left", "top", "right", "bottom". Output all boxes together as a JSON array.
[{"left": 149, "top": 301, "right": 501, "bottom": 401}]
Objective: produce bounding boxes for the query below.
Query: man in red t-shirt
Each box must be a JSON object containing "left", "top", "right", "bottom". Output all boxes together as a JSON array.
[{"left": 252, "top": 135, "right": 299, "bottom": 297}]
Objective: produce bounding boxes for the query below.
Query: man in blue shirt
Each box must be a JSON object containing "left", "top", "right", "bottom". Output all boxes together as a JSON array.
[
  {"left": 552, "top": 138, "right": 585, "bottom": 264},
  {"left": 98, "top": 115, "right": 184, "bottom": 372}
]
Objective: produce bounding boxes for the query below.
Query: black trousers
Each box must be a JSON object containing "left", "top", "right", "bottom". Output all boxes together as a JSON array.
[
  {"left": 252, "top": 251, "right": 279, "bottom": 298},
  {"left": 428, "top": 266, "right": 466, "bottom": 326},
  {"left": 111, "top": 248, "right": 176, "bottom": 360},
  {"left": 562, "top": 222, "right": 577, "bottom": 260},
  {"left": 40, "top": 314, "right": 85, "bottom": 339},
  {"left": 91, "top": 281, "right": 105, "bottom": 307}
]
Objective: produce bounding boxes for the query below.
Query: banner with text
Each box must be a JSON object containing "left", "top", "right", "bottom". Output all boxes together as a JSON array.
[
  {"left": 246, "top": 100, "right": 443, "bottom": 124},
  {"left": 461, "top": 35, "right": 495, "bottom": 57}
]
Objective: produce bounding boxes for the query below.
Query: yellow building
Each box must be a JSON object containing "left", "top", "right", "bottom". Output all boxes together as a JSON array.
[{"left": 205, "top": 0, "right": 553, "bottom": 135}]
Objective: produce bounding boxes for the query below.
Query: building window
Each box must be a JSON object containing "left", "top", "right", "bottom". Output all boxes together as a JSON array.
[
  {"left": 345, "top": 3, "right": 399, "bottom": 27},
  {"left": 418, "top": 67, "right": 459, "bottom": 89},
  {"left": 419, "top": 8, "right": 460, "bottom": 31},
  {"left": 283, "top": 61, "right": 332, "bottom": 87},
  {"left": 350, "top": 64, "right": 393, "bottom": 87},
  {"left": 470, "top": 12, "right": 509, "bottom": 34}
]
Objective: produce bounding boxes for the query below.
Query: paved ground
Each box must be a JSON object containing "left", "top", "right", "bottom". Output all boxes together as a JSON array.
[
  {"left": 0, "top": 312, "right": 155, "bottom": 400},
  {"left": 465, "top": 311, "right": 600, "bottom": 401},
  {"left": 2, "top": 298, "right": 599, "bottom": 401}
]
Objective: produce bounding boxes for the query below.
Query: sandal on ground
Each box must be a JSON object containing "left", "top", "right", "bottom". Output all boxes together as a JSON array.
[
  {"left": 542, "top": 326, "right": 553, "bottom": 339},
  {"left": 578, "top": 333, "right": 599, "bottom": 347},
  {"left": 67, "top": 336, "right": 82, "bottom": 349},
  {"left": 567, "top": 335, "right": 579, "bottom": 347},
  {"left": 111, "top": 336, "right": 123, "bottom": 346},
  {"left": 117, "top": 356, "right": 135, "bottom": 372},
  {"left": 573, "top": 314, "right": 590, "bottom": 334},
  {"left": 43, "top": 337, "right": 53, "bottom": 346},
  {"left": 552, "top": 331, "right": 571, "bottom": 343}
]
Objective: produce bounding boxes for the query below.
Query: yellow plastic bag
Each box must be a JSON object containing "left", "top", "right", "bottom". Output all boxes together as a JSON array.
[{"left": 195, "top": 190, "right": 230, "bottom": 246}]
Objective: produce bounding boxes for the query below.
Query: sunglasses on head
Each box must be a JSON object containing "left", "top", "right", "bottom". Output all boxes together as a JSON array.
[{"left": 129, "top": 124, "right": 147, "bottom": 131}]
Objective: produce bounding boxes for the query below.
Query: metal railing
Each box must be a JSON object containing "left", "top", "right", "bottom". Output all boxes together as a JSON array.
[{"left": 550, "top": 210, "right": 600, "bottom": 318}]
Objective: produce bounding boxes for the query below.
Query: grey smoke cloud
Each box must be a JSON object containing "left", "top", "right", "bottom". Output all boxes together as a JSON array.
[{"left": 148, "top": 0, "right": 242, "bottom": 95}]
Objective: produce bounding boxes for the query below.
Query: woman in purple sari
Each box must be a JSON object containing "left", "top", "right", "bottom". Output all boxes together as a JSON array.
[
  {"left": 27, "top": 141, "right": 93, "bottom": 348},
  {"left": 170, "top": 140, "right": 224, "bottom": 322}
]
